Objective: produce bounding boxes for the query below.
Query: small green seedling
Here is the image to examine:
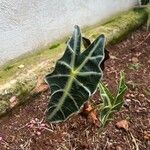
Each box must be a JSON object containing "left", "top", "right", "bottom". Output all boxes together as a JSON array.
[
  {"left": 128, "top": 63, "right": 140, "bottom": 70},
  {"left": 126, "top": 80, "right": 139, "bottom": 91},
  {"left": 98, "top": 71, "right": 127, "bottom": 127}
]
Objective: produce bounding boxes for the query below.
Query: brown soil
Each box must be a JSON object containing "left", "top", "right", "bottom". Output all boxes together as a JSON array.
[{"left": 0, "top": 26, "right": 150, "bottom": 150}]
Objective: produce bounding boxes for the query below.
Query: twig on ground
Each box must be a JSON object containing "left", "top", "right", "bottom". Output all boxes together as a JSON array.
[
  {"left": 20, "top": 138, "right": 32, "bottom": 150},
  {"left": 125, "top": 136, "right": 132, "bottom": 150},
  {"left": 17, "top": 117, "right": 53, "bottom": 134},
  {"left": 103, "top": 138, "right": 109, "bottom": 150},
  {"left": 129, "top": 131, "right": 139, "bottom": 150},
  {"left": 17, "top": 122, "right": 30, "bottom": 131},
  {"left": 131, "top": 33, "right": 150, "bottom": 49}
]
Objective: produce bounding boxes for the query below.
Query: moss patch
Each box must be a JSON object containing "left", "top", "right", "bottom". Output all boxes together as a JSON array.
[
  {"left": 49, "top": 43, "right": 60, "bottom": 49},
  {"left": 0, "top": 101, "right": 9, "bottom": 115},
  {"left": 85, "top": 8, "right": 148, "bottom": 45},
  {"left": 0, "top": 43, "right": 65, "bottom": 85}
]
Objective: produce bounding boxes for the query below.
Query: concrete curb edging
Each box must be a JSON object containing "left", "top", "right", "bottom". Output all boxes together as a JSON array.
[{"left": 0, "top": 8, "right": 148, "bottom": 117}]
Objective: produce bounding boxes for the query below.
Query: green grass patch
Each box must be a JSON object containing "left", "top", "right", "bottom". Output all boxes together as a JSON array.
[{"left": 49, "top": 43, "right": 60, "bottom": 49}]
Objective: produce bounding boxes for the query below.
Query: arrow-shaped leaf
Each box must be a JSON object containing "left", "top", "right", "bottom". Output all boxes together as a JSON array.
[{"left": 45, "top": 25, "right": 105, "bottom": 123}]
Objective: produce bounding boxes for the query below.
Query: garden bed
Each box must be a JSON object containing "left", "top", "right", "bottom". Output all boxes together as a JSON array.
[{"left": 0, "top": 25, "right": 149, "bottom": 150}]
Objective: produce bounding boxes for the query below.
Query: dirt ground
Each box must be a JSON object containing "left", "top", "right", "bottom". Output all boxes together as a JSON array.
[{"left": 0, "top": 26, "right": 150, "bottom": 150}]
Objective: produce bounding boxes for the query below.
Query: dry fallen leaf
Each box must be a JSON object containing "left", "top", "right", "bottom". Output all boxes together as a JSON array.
[
  {"left": 116, "top": 120, "right": 129, "bottom": 131},
  {"left": 9, "top": 96, "right": 18, "bottom": 108},
  {"left": 131, "top": 57, "right": 139, "bottom": 63},
  {"left": 34, "top": 83, "right": 48, "bottom": 93},
  {"left": 144, "top": 131, "right": 150, "bottom": 140},
  {"left": 80, "top": 102, "right": 99, "bottom": 127},
  {"left": 110, "top": 55, "right": 118, "bottom": 60},
  {"left": 116, "top": 146, "right": 122, "bottom": 150},
  {"left": 33, "top": 76, "right": 48, "bottom": 93}
]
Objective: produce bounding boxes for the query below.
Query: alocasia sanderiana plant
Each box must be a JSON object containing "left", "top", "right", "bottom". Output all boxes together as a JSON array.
[
  {"left": 45, "top": 25, "right": 106, "bottom": 123},
  {"left": 45, "top": 25, "right": 127, "bottom": 126}
]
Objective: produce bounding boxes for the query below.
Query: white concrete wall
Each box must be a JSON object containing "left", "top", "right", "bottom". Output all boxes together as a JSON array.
[{"left": 0, "top": 0, "right": 138, "bottom": 65}]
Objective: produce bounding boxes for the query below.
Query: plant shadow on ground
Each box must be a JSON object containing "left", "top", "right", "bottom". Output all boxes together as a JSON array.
[{"left": 0, "top": 26, "right": 150, "bottom": 150}]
